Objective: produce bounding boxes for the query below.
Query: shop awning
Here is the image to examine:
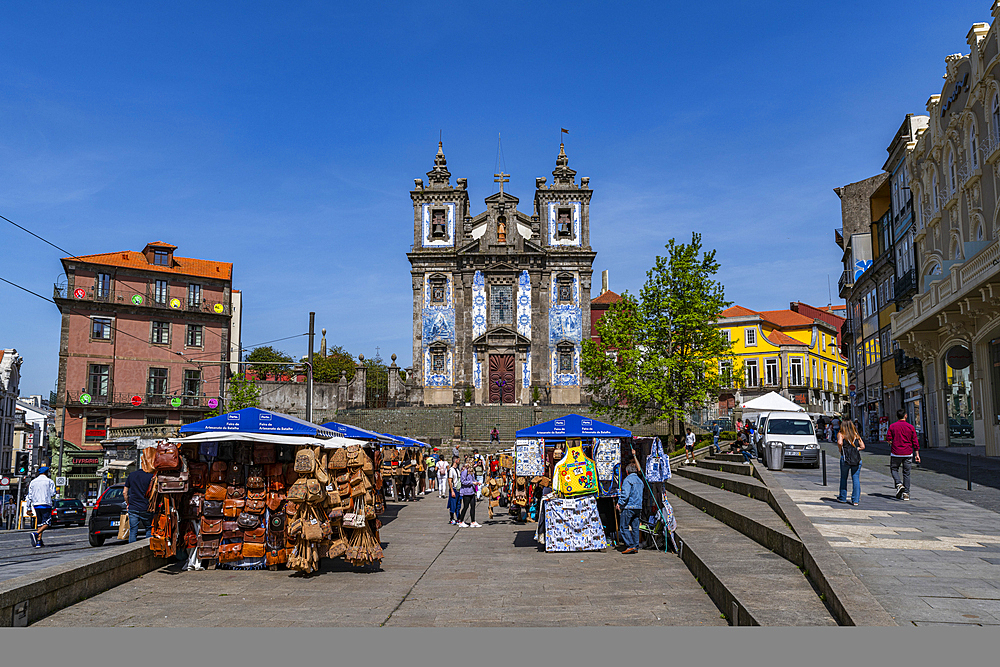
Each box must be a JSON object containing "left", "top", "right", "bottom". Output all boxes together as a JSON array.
[
  {"left": 740, "top": 391, "right": 804, "bottom": 412},
  {"left": 321, "top": 421, "right": 402, "bottom": 444},
  {"left": 178, "top": 407, "right": 337, "bottom": 438},
  {"left": 169, "top": 430, "right": 367, "bottom": 449},
  {"left": 515, "top": 414, "right": 632, "bottom": 439},
  {"left": 382, "top": 434, "right": 429, "bottom": 448}
]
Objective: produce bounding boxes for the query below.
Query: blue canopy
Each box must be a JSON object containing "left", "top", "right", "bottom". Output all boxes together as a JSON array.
[
  {"left": 515, "top": 414, "right": 632, "bottom": 439},
  {"left": 180, "top": 407, "right": 336, "bottom": 438},
  {"left": 383, "top": 433, "right": 430, "bottom": 448},
  {"left": 321, "top": 421, "right": 401, "bottom": 444}
]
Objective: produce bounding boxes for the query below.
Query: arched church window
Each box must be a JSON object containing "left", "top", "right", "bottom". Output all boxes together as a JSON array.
[
  {"left": 429, "top": 275, "right": 447, "bottom": 304},
  {"left": 556, "top": 274, "right": 574, "bottom": 304}
]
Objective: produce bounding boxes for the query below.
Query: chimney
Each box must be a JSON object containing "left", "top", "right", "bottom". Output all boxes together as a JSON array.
[{"left": 601, "top": 270, "right": 609, "bottom": 295}]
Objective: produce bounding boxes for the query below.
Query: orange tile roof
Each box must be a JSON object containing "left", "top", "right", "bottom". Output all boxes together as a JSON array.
[
  {"left": 65, "top": 249, "right": 232, "bottom": 280},
  {"left": 766, "top": 330, "right": 806, "bottom": 346},
  {"left": 591, "top": 290, "right": 621, "bottom": 305},
  {"left": 757, "top": 310, "right": 815, "bottom": 327},
  {"left": 720, "top": 305, "right": 758, "bottom": 318}
]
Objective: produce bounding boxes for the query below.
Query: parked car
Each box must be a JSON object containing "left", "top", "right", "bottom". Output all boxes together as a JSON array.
[
  {"left": 50, "top": 498, "right": 87, "bottom": 528},
  {"left": 88, "top": 484, "right": 144, "bottom": 546},
  {"left": 948, "top": 418, "right": 973, "bottom": 439},
  {"left": 760, "top": 411, "right": 821, "bottom": 467}
]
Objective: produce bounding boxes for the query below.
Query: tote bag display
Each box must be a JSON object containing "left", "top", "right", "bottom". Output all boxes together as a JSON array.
[
  {"left": 515, "top": 439, "right": 544, "bottom": 476},
  {"left": 595, "top": 438, "right": 621, "bottom": 498},
  {"left": 645, "top": 437, "right": 670, "bottom": 482}
]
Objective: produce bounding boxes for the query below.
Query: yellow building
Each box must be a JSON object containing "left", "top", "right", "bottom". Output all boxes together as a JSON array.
[{"left": 715, "top": 303, "right": 849, "bottom": 415}]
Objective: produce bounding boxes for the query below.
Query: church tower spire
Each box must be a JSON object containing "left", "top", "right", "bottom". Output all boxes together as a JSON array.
[
  {"left": 426, "top": 141, "right": 451, "bottom": 187},
  {"left": 551, "top": 143, "right": 577, "bottom": 187}
]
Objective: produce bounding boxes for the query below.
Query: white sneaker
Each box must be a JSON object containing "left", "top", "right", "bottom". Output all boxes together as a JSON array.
[
  {"left": 470, "top": 522, "right": 482, "bottom": 528},
  {"left": 458, "top": 522, "right": 469, "bottom": 527}
]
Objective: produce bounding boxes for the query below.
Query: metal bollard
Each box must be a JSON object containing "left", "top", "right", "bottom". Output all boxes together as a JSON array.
[
  {"left": 822, "top": 450, "right": 827, "bottom": 486},
  {"left": 968, "top": 453, "right": 973, "bottom": 491}
]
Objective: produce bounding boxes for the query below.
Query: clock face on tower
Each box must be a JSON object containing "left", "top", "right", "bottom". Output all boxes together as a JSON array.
[{"left": 422, "top": 203, "right": 455, "bottom": 247}]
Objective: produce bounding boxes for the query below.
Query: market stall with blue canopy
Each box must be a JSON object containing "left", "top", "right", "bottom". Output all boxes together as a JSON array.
[
  {"left": 379, "top": 433, "right": 432, "bottom": 500},
  {"left": 514, "top": 414, "right": 636, "bottom": 552},
  {"left": 321, "top": 420, "right": 401, "bottom": 444},
  {"left": 151, "top": 407, "right": 384, "bottom": 573}
]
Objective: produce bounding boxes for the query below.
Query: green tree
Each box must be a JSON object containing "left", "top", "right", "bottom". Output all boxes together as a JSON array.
[
  {"left": 581, "top": 232, "right": 736, "bottom": 425},
  {"left": 226, "top": 374, "right": 261, "bottom": 410},
  {"left": 246, "top": 345, "right": 293, "bottom": 381},
  {"left": 307, "top": 345, "right": 356, "bottom": 383}
]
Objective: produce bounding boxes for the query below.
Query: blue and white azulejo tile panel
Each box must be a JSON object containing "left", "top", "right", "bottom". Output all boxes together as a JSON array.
[
  {"left": 473, "top": 350, "right": 482, "bottom": 389},
  {"left": 421, "top": 273, "right": 455, "bottom": 388},
  {"left": 517, "top": 270, "right": 531, "bottom": 337},
  {"left": 421, "top": 202, "right": 455, "bottom": 248},
  {"left": 472, "top": 270, "right": 486, "bottom": 338},
  {"left": 423, "top": 346, "right": 453, "bottom": 387}
]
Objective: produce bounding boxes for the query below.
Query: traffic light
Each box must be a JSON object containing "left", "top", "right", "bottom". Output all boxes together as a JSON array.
[{"left": 15, "top": 451, "right": 29, "bottom": 476}]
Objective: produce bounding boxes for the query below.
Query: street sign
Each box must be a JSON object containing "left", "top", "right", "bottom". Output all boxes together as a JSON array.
[
  {"left": 73, "top": 288, "right": 85, "bottom": 299},
  {"left": 0, "top": 486, "right": 8, "bottom": 491},
  {"left": 169, "top": 298, "right": 181, "bottom": 309},
  {"left": 848, "top": 384, "right": 856, "bottom": 391},
  {"left": 0, "top": 476, "right": 9, "bottom": 486},
  {"left": 207, "top": 398, "right": 219, "bottom": 408},
  {"left": 131, "top": 395, "right": 143, "bottom": 406},
  {"left": 55, "top": 476, "right": 67, "bottom": 486},
  {"left": 213, "top": 303, "right": 224, "bottom": 313},
  {"left": 171, "top": 397, "right": 183, "bottom": 407},
  {"left": 79, "top": 393, "right": 92, "bottom": 405}
]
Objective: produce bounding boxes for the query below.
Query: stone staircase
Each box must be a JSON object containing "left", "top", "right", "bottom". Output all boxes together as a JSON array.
[{"left": 661, "top": 448, "right": 895, "bottom": 626}]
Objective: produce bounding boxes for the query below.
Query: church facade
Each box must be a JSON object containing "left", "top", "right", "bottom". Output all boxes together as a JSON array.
[{"left": 408, "top": 143, "right": 597, "bottom": 406}]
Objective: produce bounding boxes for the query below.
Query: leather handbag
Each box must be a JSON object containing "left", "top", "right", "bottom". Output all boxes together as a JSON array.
[
  {"left": 287, "top": 517, "right": 303, "bottom": 539},
  {"left": 223, "top": 498, "right": 244, "bottom": 517},
  {"left": 199, "top": 442, "right": 219, "bottom": 459},
  {"left": 285, "top": 501, "right": 299, "bottom": 517},
  {"left": 276, "top": 444, "right": 295, "bottom": 463},
  {"left": 227, "top": 485, "right": 245, "bottom": 500},
  {"left": 185, "top": 493, "right": 203, "bottom": 519},
  {"left": 198, "top": 537, "right": 220, "bottom": 560},
  {"left": 253, "top": 444, "right": 276, "bottom": 465},
  {"left": 247, "top": 489, "right": 266, "bottom": 500},
  {"left": 266, "top": 546, "right": 287, "bottom": 566},
  {"left": 217, "top": 442, "right": 234, "bottom": 461},
  {"left": 153, "top": 442, "right": 181, "bottom": 470},
  {"left": 189, "top": 462, "right": 209, "bottom": 489},
  {"left": 237, "top": 512, "right": 261, "bottom": 530},
  {"left": 246, "top": 473, "right": 266, "bottom": 490},
  {"left": 222, "top": 525, "right": 239, "bottom": 540},
  {"left": 267, "top": 491, "right": 285, "bottom": 512},
  {"left": 242, "top": 541, "right": 265, "bottom": 559},
  {"left": 226, "top": 462, "right": 244, "bottom": 487},
  {"left": 268, "top": 512, "right": 285, "bottom": 534},
  {"left": 305, "top": 478, "right": 326, "bottom": 503},
  {"left": 345, "top": 444, "right": 362, "bottom": 468},
  {"left": 327, "top": 507, "right": 343, "bottom": 523},
  {"left": 236, "top": 445, "right": 252, "bottom": 466},
  {"left": 200, "top": 517, "right": 224, "bottom": 535},
  {"left": 222, "top": 520, "right": 239, "bottom": 533},
  {"left": 218, "top": 543, "right": 242, "bottom": 562},
  {"left": 202, "top": 499, "right": 225, "bottom": 518},
  {"left": 246, "top": 498, "right": 266, "bottom": 513},
  {"left": 156, "top": 457, "right": 189, "bottom": 493},
  {"left": 242, "top": 524, "right": 266, "bottom": 543},
  {"left": 205, "top": 484, "right": 227, "bottom": 501},
  {"left": 210, "top": 461, "right": 227, "bottom": 483}
]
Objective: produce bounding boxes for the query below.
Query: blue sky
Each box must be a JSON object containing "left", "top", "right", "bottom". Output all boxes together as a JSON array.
[{"left": 0, "top": 1, "right": 991, "bottom": 395}]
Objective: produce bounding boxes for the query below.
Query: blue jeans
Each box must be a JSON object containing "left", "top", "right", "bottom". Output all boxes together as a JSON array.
[
  {"left": 620, "top": 508, "right": 640, "bottom": 549},
  {"left": 447, "top": 493, "right": 460, "bottom": 520},
  {"left": 128, "top": 509, "right": 152, "bottom": 543},
  {"left": 838, "top": 458, "right": 862, "bottom": 504},
  {"left": 741, "top": 449, "right": 753, "bottom": 463}
]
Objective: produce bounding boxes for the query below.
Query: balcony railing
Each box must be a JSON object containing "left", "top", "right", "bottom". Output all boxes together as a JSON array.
[
  {"left": 66, "top": 391, "right": 220, "bottom": 410},
  {"left": 838, "top": 270, "right": 854, "bottom": 298},
  {"left": 982, "top": 131, "right": 1000, "bottom": 163},
  {"left": 55, "top": 284, "right": 229, "bottom": 315},
  {"left": 55, "top": 284, "right": 117, "bottom": 303},
  {"left": 894, "top": 267, "right": 917, "bottom": 302}
]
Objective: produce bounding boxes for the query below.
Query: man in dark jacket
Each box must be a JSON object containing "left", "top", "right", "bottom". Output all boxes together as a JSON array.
[{"left": 886, "top": 409, "right": 921, "bottom": 501}]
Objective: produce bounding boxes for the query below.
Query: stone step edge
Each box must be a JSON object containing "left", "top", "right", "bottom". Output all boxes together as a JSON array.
[
  {"left": 695, "top": 459, "right": 752, "bottom": 476},
  {"left": 675, "top": 465, "right": 771, "bottom": 503},
  {"left": 748, "top": 461, "right": 898, "bottom": 627},
  {"left": 664, "top": 476, "right": 803, "bottom": 567},
  {"left": 667, "top": 493, "right": 834, "bottom": 627}
]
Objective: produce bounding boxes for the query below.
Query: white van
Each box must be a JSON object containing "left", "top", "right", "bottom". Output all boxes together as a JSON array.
[{"left": 759, "top": 411, "right": 821, "bottom": 467}]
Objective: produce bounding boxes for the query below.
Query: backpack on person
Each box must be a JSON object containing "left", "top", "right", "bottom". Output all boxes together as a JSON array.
[{"left": 843, "top": 438, "right": 862, "bottom": 467}]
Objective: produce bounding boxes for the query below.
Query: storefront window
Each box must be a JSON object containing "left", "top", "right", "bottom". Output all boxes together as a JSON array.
[{"left": 945, "top": 346, "right": 974, "bottom": 446}]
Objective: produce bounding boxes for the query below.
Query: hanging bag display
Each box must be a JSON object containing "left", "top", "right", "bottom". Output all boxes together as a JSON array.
[
  {"left": 645, "top": 438, "right": 668, "bottom": 482},
  {"left": 153, "top": 442, "right": 181, "bottom": 470}
]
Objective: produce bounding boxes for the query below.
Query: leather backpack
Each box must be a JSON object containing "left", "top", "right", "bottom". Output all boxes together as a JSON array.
[
  {"left": 268, "top": 511, "right": 285, "bottom": 534},
  {"left": 200, "top": 517, "right": 224, "bottom": 535},
  {"left": 242, "top": 524, "right": 266, "bottom": 544},
  {"left": 294, "top": 448, "right": 317, "bottom": 474},
  {"left": 153, "top": 442, "right": 181, "bottom": 470},
  {"left": 202, "top": 499, "right": 225, "bottom": 518},
  {"left": 205, "top": 484, "right": 227, "bottom": 501},
  {"left": 189, "top": 462, "right": 209, "bottom": 489},
  {"left": 226, "top": 462, "right": 244, "bottom": 487},
  {"left": 156, "top": 457, "right": 189, "bottom": 494},
  {"left": 210, "top": 461, "right": 227, "bottom": 484}
]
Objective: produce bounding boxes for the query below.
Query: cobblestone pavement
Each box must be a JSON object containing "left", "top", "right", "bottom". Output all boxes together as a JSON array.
[
  {"left": 36, "top": 493, "right": 725, "bottom": 627},
  {"left": 773, "top": 458, "right": 1000, "bottom": 626}
]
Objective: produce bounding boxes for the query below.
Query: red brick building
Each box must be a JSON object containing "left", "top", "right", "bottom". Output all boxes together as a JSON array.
[{"left": 54, "top": 242, "right": 238, "bottom": 453}]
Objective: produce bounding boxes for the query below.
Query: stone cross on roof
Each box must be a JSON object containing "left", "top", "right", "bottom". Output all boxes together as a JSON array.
[{"left": 494, "top": 171, "right": 509, "bottom": 196}]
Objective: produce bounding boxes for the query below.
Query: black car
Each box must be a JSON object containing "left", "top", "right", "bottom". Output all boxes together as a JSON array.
[
  {"left": 50, "top": 498, "right": 87, "bottom": 527},
  {"left": 88, "top": 484, "right": 145, "bottom": 546}
]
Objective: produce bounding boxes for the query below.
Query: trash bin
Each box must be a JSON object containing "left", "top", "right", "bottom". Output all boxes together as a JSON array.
[{"left": 767, "top": 441, "right": 785, "bottom": 471}]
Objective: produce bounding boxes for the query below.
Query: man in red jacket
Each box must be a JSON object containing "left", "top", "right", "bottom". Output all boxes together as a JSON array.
[{"left": 885, "top": 409, "right": 921, "bottom": 500}]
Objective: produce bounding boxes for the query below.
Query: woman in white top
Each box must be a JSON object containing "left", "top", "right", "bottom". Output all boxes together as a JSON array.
[{"left": 436, "top": 458, "right": 449, "bottom": 498}]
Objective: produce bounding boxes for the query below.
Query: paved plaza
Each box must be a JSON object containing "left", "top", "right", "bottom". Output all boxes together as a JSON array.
[
  {"left": 773, "top": 448, "right": 1000, "bottom": 627},
  {"left": 36, "top": 494, "right": 726, "bottom": 627}
]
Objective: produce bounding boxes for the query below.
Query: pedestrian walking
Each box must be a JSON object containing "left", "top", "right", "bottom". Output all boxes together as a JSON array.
[
  {"left": 490, "top": 426, "right": 500, "bottom": 444},
  {"left": 436, "top": 456, "right": 449, "bottom": 499},
  {"left": 836, "top": 419, "right": 865, "bottom": 506},
  {"left": 684, "top": 428, "right": 696, "bottom": 465},
  {"left": 425, "top": 451, "right": 438, "bottom": 494},
  {"left": 711, "top": 422, "right": 720, "bottom": 454},
  {"left": 452, "top": 443, "right": 460, "bottom": 460},
  {"left": 457, "top": 463, "right": 481, "bottom": 527},
  {"left": 886, "top": 408, "right": 920, "bottom": 501},
  {"left": 124, "top": 448, "right": 156, "bottom": 543},
  {"left": 26, "top": 466, "right": 56, "bottom": 548},
  {"left": 617, "top": 462, "right": 643, "bottom": 554},
  {"left": 447, "top": 456, "right": 461, "bottom": 523},
  {"left": 473, "top": 449, "right": 485, "bottom": 500}
]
